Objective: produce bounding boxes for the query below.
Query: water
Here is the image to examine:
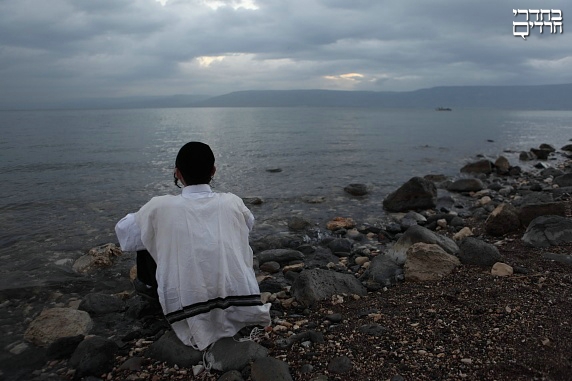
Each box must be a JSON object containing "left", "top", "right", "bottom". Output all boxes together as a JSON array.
[{"left": 1, "top": 107, "right": 571, "bottom": 290}]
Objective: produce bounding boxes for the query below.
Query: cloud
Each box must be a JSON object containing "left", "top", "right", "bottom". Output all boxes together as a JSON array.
[{"left": 0, "top": 0, "right": 570, "bottom": 107}]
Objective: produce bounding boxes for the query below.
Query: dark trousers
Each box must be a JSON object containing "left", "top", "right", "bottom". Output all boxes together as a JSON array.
[{"left": 136, "top": 250, "right": 158, "bottom": 289}]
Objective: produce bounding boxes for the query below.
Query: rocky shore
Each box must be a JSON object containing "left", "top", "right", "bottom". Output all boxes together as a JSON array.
[{"left": 2, "top": 143, "right": 572, "bottom": 381}]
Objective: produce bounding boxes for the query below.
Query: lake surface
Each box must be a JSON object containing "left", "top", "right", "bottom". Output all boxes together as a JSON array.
[{"left": 1, "top": 107, "right": 571, "bottom": 290}]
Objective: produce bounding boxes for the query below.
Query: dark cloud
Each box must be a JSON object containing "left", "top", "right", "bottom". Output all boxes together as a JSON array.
[{"left": 0, "top": 0, "right": 570, "bottom": 108}]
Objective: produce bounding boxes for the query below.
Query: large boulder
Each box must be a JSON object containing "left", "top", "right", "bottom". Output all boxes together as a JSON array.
[
  {"left": 447, "top": 178, "right": 484, "bottom": 193},
  {"left": 251, "top": 357, "right": 293, "bottom": 381},
  {"left": 24, "top": 308, "right": 93, "bottom": 347},
  {"left": 458, "top": 237, "right": 502, "bottom": 267},
  {"left": 291, "top": 269, "right": 367, "bottom": 306},
  {"left": 485, "top": 203, "right": 521, "bottom": 236},
  {"left": 145, "top": 331, "right": 203, "bottom": 368},
  {"left": 522, "top": 216, "right": 572, "bottom": 248},
  {"left": 359, "top": 255, "right": 403, "bottom": 290},
  {"left": 78, "top": 293, "right": 125, "bottom": 315},
  {"left": 205, "top": 337, "right": 269, "bottom": 372},
  {"left": 460, "top": 160, "right": 493, "bottom": 175},
  {"left": 494, "top": 156, "right": 511, "bottom": 174},
  {"left": 386, "top": 225, "right": 459, "bottom": 265},
  {"left": 404, "top": 243, "right": 460, "bottom": 281},
  {"left": 383, "top": 177, "right": 437, "bottom": 212},
  {"left": 72, "top": 243, "right": 123, "bottom": 273},
  {"left": 69, "top": 336, "right": 118, "bottom": 378},
  {"left": 256, "top": 249, "right": 304, "bottom": 265}
]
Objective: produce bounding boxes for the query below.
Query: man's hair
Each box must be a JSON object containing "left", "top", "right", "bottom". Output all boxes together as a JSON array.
[{"left": 175, "top": 141, "right": 215, "bottom": 185}]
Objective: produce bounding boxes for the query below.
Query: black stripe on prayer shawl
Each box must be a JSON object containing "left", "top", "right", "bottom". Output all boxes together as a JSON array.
[{"left": 165, "top": 294, "right": 263, "bottom": 324}]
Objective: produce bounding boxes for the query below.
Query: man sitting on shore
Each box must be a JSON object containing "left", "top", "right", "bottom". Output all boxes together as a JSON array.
[{"left": 115, "top": 141, "right": 271, "bottom": 350}]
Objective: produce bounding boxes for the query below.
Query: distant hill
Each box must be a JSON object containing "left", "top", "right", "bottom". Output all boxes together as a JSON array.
[
  {"left": 192, "top": 84, "right": 572, "bottom": 110},
  {"left": 4, "top": 84, "right": 572, "bottom": 110}
]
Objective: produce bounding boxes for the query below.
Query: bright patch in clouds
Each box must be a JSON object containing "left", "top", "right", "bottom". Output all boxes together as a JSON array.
[
  {"left": 196, "top": 56, "right": 226, "bottom": 67},
  {"left": 325, "top": 73, "right": 365, "bottom": 82},
  {"left": 526, "top": 56, "right": 572, "bottom": 70},
  {"left": 203, "top": 0, "right": 259, "bottom": 10}
]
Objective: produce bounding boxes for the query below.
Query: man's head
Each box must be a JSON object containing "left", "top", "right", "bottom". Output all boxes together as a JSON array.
[{"left": 174, "top": 141, "right": 216, "bottom": 186}]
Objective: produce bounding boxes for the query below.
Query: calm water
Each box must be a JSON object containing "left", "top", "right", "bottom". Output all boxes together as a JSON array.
[{"left": 1, "top": 107, "right": 571, "bottom": 290}]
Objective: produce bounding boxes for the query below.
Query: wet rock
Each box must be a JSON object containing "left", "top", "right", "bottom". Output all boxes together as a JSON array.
[
  {"left": 256, "top": 249, "right": 304, "bottom": 265},
  {"left": 458, "top": 237, "right": 502, "bottom": 267},
  {"left": 327, "top": 238, "right": 352, "bottom": 257},
  {"left": 287, "top": 217, "right": 312, "bottom": 231},
  {"left": 519, "top": 151, "right": 536, "bottom": 161},
  {"left": 79, "top": 293, "right": 125, "bottom": 315},
  {"left": 291, "top": 269, "right": 367, "bottom": 306},
  {"left": 494, "top": 156, "right": 510, "bottom": 174},
  {"left": 360, "top": 255, "right": 403, "bottom": 290},
  {"left": 243, "top": 197, "right": 264, "bottom": 206},
  {"left": 72, "top": 243, "right": 122, "bottom": 273},
  {"left": 542, "top": 252, "right": 572, "bottom": 266},
  {"left": 460, "top": 160, "right": 493, "bottom": 175},
  {"left": 540, "top": 143, "right": 556, "bottom": 152},
  {"left": 24, "top": 308, "right": 93, "bottom": 347},
  {"left": 561, "top": 144, "right": 572, "bottom": 152},
  {"left": 326, "top": 217, "right": 356, "bottom": 230},
  {"left": 251, "top": 357, "right": 293, "bottom": 381},
  {"left": 69, "top": 336, "right": 118, "bottom": 378},
  {"left": 485, "top": 203, "right": 521, "bottom": 236},
  {"left": 404, "top": 243, "right": 460, "bottom": 281},
  {"left": 522, "top": 216, "right": 572, "bottom": 248},
  {"left": 530, "top": 148, "right": 551, "bottom": 160},
  {"left": 447, "top": 178, "right": 484, "bottom": 192},
  {"left": 344, "top": 183, "right": 368, "bottom": 196},
  {"left": 260, "top": 261, "right": 281, "bottom": 274},
  {"left": 219, "top": 370, "right": 245, "bottom": 381},
  {"left": 205, "top": 337, "right": 268, "bottom": 372},
  {"left": 387, "top": 225, "right": 459, "bottom": 265},
  {"left": 46, "top": 335, "right": 84, "bottom": 360},
  {"left": 383, "top": 177, "right": 437, "bottom": 212},
  {"left": 146, "top": 331, "right": 203, "bottom": 367},
  {"left": 541, "top": 168, "right": 564, "bottom": 178}
]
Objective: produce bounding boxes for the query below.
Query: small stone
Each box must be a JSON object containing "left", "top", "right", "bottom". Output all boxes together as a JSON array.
[
  {"left": 461, "top": 358, "right": 472, "bottom": 364},
  {"left": 192, "top": 364, "right": 204, "bottom": 376},
  {"left": 491, "top": 262, "right": 513, "bottom": 277}
]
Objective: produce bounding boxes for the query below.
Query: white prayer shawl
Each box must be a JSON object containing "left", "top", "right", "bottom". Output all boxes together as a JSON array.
[{"left": 117, "top": 185, "right": 270, "bottom": 350}]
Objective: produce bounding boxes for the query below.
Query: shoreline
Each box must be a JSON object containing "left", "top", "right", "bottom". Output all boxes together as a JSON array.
[{"left": 1, "top": 143, "right": 572, "bottom": 380}]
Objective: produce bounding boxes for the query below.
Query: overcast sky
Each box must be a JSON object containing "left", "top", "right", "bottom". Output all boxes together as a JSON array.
[{"left": 0, "top": 0, "right": 570, "bottom": 107}]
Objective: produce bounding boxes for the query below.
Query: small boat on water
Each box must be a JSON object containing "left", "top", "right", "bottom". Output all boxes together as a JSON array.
[{"left": 435, "top": 107, "right": 452, "bottom": 111}]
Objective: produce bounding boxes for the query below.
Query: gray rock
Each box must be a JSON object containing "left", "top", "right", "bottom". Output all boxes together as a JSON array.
[
  {"left": 205, "top": 337, "right": 268, "bottom": 372},
  {"left": 360, "top": 255, "right": 403, "bottom": 290},
  {"left": 357, "top": 324, "right": 387, "bottom": 337},
  {"left": 69, "top": 336, "right": 118, "bottom": 378},
  {"left": 218, "top": 370, "right": 245, "bottom": 381},
  {"left": 485, "top": 203, "right": 521, "bottom": 236},
  {"left": 387, "top": 225, "right": 459, "bottom": 265},
  {"left": 542, "top": 252, "right": 572, "bottom": 266},
  {"left": 287, "top": 217, "right": 311, "bottom": 231},
  {"left": 541, "top": 168, "right": 564, "bottom": 178},
  {"left": 561, "top": 144, "right": 572, "bottom": 152},
  {"left": 251, "top": 357, "right": 293, "bottom": 381},
  {"left": 460, "top": 160, "right": 493, "bottom": 175},
  {"left": 447, "top": 178, "right": 484, "bottom": 192},
  {"left": 291, "top": 269, "right": 367, "bottom": 306},
  {"left": 327, "top": 356, "right": 353, "bottom": 374},
  {"left": 259, "top": 261, "right": 281, "bottom": 274},
  {"left": 46, "top": 335, "right": 84, "bottom": 360},
  {"left": 519, "top": 202, "right": 567, "bottom": 226},
  {"left": 79, "top": 293, "right": 125, "bottom": 315},
  {"left": 520, "top": 192, "right": 554, "bottom": 206},
  {"left": 495, "top": 156, "right": 511, "bottom": 174},
  {"left": 540, "top": 143, "right": 556, "bottom": 152},
  {"left": 344, "top": 183, "right": 368, "bottom": 196},
  {"left": 145, "top": 331, "right": 203, "bottom": 368},
  {"left": 554, "top": 173, "right": 572, "bottom": 187},
  {"left": 327, "top": 238, "right": 352, "bottom": 257},
  {"left": 531, "top": 148, "right": 551, "bottom": 160},
  {"left": 404, "top": 243, "right": 460, "bottom": 281},
  {"left": 522, "top": 216, "right": 572, "bottom": 248},
  {"left": 519, "top": 151, "right": 536, "bottom": 161},
  {"left": 24, "top": 308, "right": 93, "bottom": 347},
  {"left": 458, "top": 237, "right": 502, "bottom": 267},
  {"left": 256, "top": 249, "right": 305, "bottom": 265},
  {"left": 383, "top": 177, "right": 437, "bottom": 212}
]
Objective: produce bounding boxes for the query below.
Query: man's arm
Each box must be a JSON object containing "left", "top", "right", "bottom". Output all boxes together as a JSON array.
[{"left": 115, "top": 213, "right": 146, "bottom": 251}]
